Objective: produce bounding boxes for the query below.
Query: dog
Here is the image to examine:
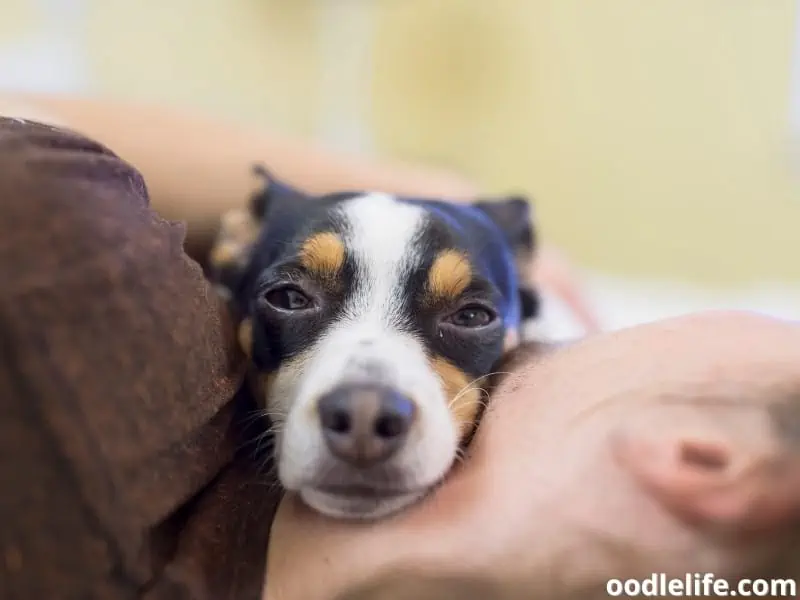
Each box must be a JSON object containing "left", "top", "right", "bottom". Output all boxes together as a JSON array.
[{"left": 208, "top": 166, "right": 540, "bottom": 520}]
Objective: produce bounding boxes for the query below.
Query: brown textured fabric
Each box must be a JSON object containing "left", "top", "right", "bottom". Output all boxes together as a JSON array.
[{"left": 0, "top": 117, "right": 278, "bottom": 599}]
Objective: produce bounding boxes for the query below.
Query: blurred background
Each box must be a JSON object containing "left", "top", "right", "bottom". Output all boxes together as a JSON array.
[{"left": 2, "top": 0, "right": 799, "bottom": 337}]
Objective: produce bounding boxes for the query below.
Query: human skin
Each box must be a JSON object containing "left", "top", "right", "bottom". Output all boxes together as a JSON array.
[{"left": 265, "top": 311, "right": 800, "bottom": 600}]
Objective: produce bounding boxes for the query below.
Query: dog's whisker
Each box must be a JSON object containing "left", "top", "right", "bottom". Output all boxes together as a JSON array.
[
  {"left": 449, "top": 390, "right": 491, "bottom": 414},
  {"left": 448, "top": 387, "right": 476, "bottom": 408},
  {"left": 254, "top": 436, "right": 275, "bottom": 457},
  {"left": 260, "top": 421, "right": 285, "bottom": 433},
  {"left": 239, "top": 407, "right": 288, "bottom": 429},
  {"left": 448, "top": 380, "right": 493, "bottom": 408},
  {"left": 237, "top": 436, "right": 275, "bottom": 458},
  {"left": 452, "top": 446, "right": 468, "bottom": 466},
  {"left": 464, "top": 371, "right": 514, "bottom": 387},
  {"left": 448, "top": 384, "right": 477, "bottom": 407},
  {"left": 261, "top": 411, "right": 288, "bottom": 422},
  {"left": 239, "top": 410, "right": 269, "bottom": 427},
  {"left": 257, "top": 456, "right": 280, "bottom": 480},
  {"left": 446, "top": 371, "right": 512, "bottom": 407}
]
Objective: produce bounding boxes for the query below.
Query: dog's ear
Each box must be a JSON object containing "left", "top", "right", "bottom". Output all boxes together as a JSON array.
[
  {"left": 472, "top": 195, "right": 535, "bottom": 256},
  {"left": 249, "top": 164, "right": 308, "bottom": 219},
  {"left": 473, "top": 195, "right": 540, "bottom": 322},
  {"left": 208, "top": 164, "right": 306, "bottom": 305},
  {"left": 518, "top": 286, "right": 541, "bottom": 321}
]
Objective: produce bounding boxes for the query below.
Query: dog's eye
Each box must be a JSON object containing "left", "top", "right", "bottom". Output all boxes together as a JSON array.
[
  {"left": 447, "top": 305, "right": 495, "bottom": 328},
  {"left": 264, "top": 286, "right": 313, "bottom": 311}
]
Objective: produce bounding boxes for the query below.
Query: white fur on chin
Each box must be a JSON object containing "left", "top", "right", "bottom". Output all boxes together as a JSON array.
[{"left": 300, "top": 487, "right": 427, "bottom": 521}]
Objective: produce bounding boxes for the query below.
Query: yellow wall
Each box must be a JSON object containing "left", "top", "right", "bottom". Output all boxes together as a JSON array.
[
  {"left": 86, "top": 0, "right": 320, "bottom": 135},
  {"left": 371, "top": 0, "right": 800, "bottom": 285},
  {"left": 1, "top": 0, "right": 798, "bottom": 284},
  {"left": 0, "top": 2, "right": 35, "bottom": 42}
]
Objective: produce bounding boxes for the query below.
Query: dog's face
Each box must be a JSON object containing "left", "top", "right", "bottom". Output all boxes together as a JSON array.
[{"left": 210, "top": 169, "right": 538, "bottom": 520}]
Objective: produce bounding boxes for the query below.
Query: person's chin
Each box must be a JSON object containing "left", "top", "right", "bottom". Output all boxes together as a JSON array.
[{"left": 299, "top": 486, "right": 427, "bottom": 521}]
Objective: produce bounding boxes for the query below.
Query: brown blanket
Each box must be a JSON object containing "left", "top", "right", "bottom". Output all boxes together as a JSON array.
[{"left": 0, "top": 117, "right": 278, "bottom": 599}]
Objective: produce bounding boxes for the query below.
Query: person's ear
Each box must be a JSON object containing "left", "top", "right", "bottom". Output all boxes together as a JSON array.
[
  {"left": 208, "top": 164, "right": 307, "bottom": 304},
  {"left": 472, "top": 195, "right": 540, "bottom": 322},
  {"left": 613, "top": 432, "right": 800, "bottom": 539}
]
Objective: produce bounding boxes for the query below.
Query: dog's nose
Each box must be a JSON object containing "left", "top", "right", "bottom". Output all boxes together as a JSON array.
[{"left": 317, "top": 384, "right": 416, "bottom": 467}]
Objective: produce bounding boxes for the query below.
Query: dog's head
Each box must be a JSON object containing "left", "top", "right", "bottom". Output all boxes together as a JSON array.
[{"left": 209, "top": 166, "right": 539, "bottom": 520}]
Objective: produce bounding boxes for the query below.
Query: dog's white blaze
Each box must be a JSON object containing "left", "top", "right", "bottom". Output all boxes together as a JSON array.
[
  {"left": 276, "top": 193, "right": 460, "bottom": 518},
  {"left": 340, "top": 192, "right": 421, "bottom": 327}
]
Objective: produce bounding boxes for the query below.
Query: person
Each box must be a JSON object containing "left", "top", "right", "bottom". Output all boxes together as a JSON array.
[
  {"left": 0, "top": 100, "right": 798, "bottom": 600},
  {"left": 266, "top": 313, "right": 800, "bottom": 599}
]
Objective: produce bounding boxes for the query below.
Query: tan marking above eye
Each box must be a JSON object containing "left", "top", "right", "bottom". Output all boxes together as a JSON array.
[
  {"left": 299, "top": 232, "right": 346, "bottom": 277},
  {"left": 427, "top": 250, "right": 472, "bottom": 302},
  {"left": 430, "top": 356, "right": 482, "bottom": 439}
]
